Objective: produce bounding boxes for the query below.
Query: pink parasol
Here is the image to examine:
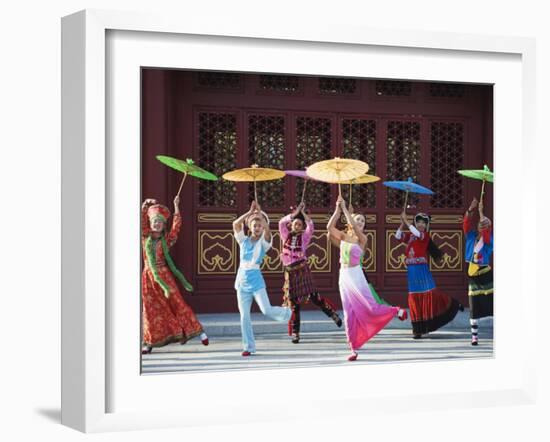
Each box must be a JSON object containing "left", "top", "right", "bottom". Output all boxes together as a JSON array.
[{"left": 285, "top": 169, "right": 318, "bottom": 204}]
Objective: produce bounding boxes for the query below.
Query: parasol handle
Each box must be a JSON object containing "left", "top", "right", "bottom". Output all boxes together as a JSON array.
[
  {"left": 349, "top": 183, "right": 353, "bottom": 207},
  {"left": 338, "top": 183, "right": 342, "bottom": 198},
  {"left": 254, "top": 180, "right": 258, "bottom": 204},
  {"left": 403, "top": 191, "right": 409, "bottom": 211},
  {"left": 480, "top": 179, "right": 486, "bottom": 204},
  {"left": 301, "top": 179, "right": 308, "bottom": 204},
  {"left": 176, "top": 172, "right": 188, "bottom": 198}
]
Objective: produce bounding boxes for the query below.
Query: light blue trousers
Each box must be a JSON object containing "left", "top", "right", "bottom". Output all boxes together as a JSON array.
[{"left": 236, "top": 288, "right": 292, "bottom": 352}]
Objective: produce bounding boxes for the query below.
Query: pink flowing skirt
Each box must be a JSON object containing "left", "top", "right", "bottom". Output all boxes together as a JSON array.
[{"left": 339, "top": 265, "right": 399, "bottom": 351}]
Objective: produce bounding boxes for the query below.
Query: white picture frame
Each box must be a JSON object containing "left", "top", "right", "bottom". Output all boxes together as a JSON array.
[{"left": 61, "top": 9, "right": 538, "bottom": 433}]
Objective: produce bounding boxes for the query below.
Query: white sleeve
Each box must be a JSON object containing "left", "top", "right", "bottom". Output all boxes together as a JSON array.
[
  {"left": 409, "top": 225, "right": 422, "bottom": 238},
  {"left": 234, "top": 229, "right": 246, "bottom": 245},
  {"left": 261, "top": 233, "right": 273, "bottom": 251},
  {"left": 395, "top": 228, "right": 403, "bottom": 240}
]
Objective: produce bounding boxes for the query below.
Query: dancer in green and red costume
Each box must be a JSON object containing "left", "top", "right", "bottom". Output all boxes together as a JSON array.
[{"left": 141, "top": 196, "right": 208, "bottom": 354}]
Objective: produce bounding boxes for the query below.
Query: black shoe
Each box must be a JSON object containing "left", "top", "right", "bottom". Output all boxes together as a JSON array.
[
  {"left": 458, "top": 303, "right": 465, "bottom": 312},
  {"left": 291, "top": 334, "right": 300, "bottom": 344},
  {"left": 331, "top": 312, "right": 343, "bottom": 328},
  {"left": 413, "top": 334, "right": 422, "bottom": 340},
  {"left": 142, "top": 345, "right": 152, "bottom": 354}
]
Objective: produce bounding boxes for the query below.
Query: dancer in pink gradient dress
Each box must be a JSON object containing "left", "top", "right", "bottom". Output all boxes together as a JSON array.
[{"left": 327, "top": 195, "right": 407, "bottom": 361}]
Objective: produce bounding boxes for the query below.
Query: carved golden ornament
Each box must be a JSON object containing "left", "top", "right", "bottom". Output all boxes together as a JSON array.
[
  {"left": 386, "top": 230, "right": 408, "bottom": 272},
  {"left": 361, "top": 230, "right": 376, "bottom": 272},
  {"left": 198, "top": 213, "right": 237, "bottom": 223},
  {"left": 198, "top": 230, "right": 236, "bottom": 274},
  {"left": 429, "top": 231, "right": 463, "bottom": 272}
]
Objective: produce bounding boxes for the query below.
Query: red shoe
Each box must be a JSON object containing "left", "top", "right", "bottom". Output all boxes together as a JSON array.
[
  {"left": 347, "top": 352, "right": 358, "bottom": 361},
  {"left": 201, "top": 337, "right": 209, "bottom": 346},
  {"left": 241, "top": 351, "right": 252, "bottom": 357},
  {"left": 398, "top": 308, "right": 408, "bottom": 321}
]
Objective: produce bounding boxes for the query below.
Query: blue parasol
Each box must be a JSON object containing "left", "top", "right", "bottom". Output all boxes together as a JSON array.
[{"left": 383, "top": 177, "right": 434, "bottom": 209}]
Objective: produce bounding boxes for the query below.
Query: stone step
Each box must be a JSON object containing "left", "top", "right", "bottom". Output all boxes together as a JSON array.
[{"left": 196, "top": 309, "right": 492, "bottom": 337}]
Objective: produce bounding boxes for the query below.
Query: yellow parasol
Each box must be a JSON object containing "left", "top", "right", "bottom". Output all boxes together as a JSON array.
[
  {"left": 306, "top": 157, "right": 369, "bottom": 197},
  {"left": 222, "top": 164, "right": 285, "bottom": 203},
  {"left": 340, "top": 174, "right": 381, "bottom": 206}
]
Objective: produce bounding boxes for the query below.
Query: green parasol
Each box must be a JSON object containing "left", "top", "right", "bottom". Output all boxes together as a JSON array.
[
  {"left": 156, "top": 155, "right": 218, "bottom": 198},
  {"left": 458, "top": 164, "right": 494, "bottom": 203}
]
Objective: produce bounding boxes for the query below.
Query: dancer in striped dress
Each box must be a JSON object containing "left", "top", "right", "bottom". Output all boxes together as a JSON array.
[{"left": 279, "top": 202, "right": 342, "bottom": 344}]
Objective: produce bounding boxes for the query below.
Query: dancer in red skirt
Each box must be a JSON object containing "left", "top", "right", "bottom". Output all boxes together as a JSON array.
[
  {"left": 396, "top": 210, "right": 463, "bottom": 339},
  {"left": 141, "top": 196, "right": 208, "bottom": 354}
]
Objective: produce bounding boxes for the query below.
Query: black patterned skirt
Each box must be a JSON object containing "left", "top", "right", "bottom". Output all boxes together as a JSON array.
[
  {"left": 282, "top": 259, "right": 316, "bottom": 306},
  {"left": 468, "top": 266, "right": 494, "bottom": 319}
]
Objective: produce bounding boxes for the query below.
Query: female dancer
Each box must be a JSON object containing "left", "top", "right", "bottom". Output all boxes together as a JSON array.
[
  {"left": 463, "top": 197, "right": 494, "bottom": 345},
  {"left": 233, "top": 201, "right": 292, "bottom": 356},
  {"left": 141, "top": 197, "right": 208, "bottom": 354},
  {"left": 328, "top": 195, "right": 407, "bottom": 361},
  {"left": 396, "top": 210, "right": 462, "bottom": 339},
  {"left": 279, "top": 202, "right": 342, "bottom": 344}
]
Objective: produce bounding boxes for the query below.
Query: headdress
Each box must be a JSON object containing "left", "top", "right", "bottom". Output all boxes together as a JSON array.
[
  {"left": 147, "top": 204, "right": 170, "bottom": 223},
  {"left": 414, "top": 212, "right": 431, "bottom": 231}
]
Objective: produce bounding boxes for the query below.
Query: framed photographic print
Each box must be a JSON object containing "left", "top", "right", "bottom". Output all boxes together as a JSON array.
[{"left": 62, "top": 9, "right": 537, "bottom": 433}]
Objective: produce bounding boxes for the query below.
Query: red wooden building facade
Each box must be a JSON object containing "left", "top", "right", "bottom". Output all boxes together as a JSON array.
[{"left": 142, "top": 69, "right": 493, "bottom": 313}]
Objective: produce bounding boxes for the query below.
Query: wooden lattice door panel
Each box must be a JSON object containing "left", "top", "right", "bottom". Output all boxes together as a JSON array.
[
  {"left": 385, "top": 120, "right": 422, "bottom": 208},
  {"left": 195, "top": 72, "right": 243, "bottom": 90},
  {"left": 375, "top": 80, "right": 412, "bottom": 97},
  {"left": 258, "top": 75, "right": 302, "bottom": 93},
  {"left": 318, "top": 77, "right": 358, "bottom": 95},
  {"left": 196, "top": 112, "right": 238, "bottom": 207},
  {"left": 295, "top": 116, "right": 333, "bottom": 208},
  {"left": 430, "top": 121, "right": 465, "bottom": 208},
  {"left": 246, "top": 114, "right": 287, "bottom": 208},
  {"left": 428, "top": 82, "right": 466, "bottom": 98},
  {"left": 340, "top": 118, "right": 377, "bottom": 209}
]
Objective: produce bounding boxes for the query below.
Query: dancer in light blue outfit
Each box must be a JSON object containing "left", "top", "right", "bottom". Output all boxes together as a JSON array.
[{"left": 233, "top": 201, "right": 292, "bottom": 357}]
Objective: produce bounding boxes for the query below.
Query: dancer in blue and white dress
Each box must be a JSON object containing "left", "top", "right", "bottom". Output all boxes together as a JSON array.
[{"left": 233, "top": 201, "right": 292, "bottom": 357}]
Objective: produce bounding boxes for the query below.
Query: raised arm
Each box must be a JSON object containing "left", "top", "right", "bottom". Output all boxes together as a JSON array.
[
  {"left": 301, "top": 204, "right": 314, "bottom": 245},
  {"left": 478, "top": 200, "right": 492, "bottom": 243},
  {"left": 256, "top": 202, "right": 272, "bottom": 243},
  {"left": 340, "top": 198, "right": 367, "bottom": 244},
  {"left": 327, "top": 196, "right": 345, "bottom": 243},
  {"left": 478, "top": 199, "right": 485, "bottom": 220},
  {"left": 166, "top": 195, "right": 183, "bottom": 246},
  {"left": 278, "top": 214, "right": 291, "bottom": 240},
  {"left": 233, "top": 200, "right": 256, "bottom": 234},
  {"left": 396, "top": 210, "right": 412, "bottom": 242},
  {"left": 463, "top": 198, "right": 478, "bottom": 234}
]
